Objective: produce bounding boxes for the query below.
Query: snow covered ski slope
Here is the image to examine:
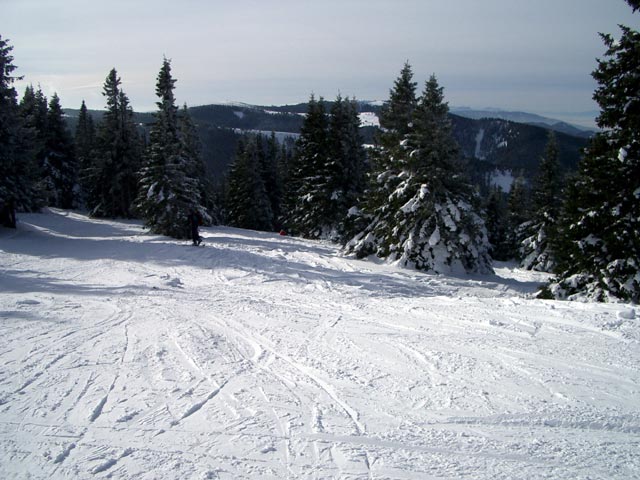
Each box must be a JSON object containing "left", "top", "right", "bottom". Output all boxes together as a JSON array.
[{"left": 1, "top": 210, "right": 639, "bottom": 479}]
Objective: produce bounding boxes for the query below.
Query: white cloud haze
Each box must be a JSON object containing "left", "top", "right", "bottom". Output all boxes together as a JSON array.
[{"left": 3, "top": 0, "right": 639, "bottom": 123}]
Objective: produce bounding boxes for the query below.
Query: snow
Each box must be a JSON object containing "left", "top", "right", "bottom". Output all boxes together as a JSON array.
[
  {"left": 1, "top": 210, "right": 639, "bottom": 479},
  {"left": 428, "top": 226, "right": 440, "bottom": 246},
  {"left": 474, "top": 128, "right": 486, "bottom": 160},
  {"left": 232, "top": 128, "right": 299, "bottom": 143},
  {"left": 489, "top": 169, "right": 515, "bottom": 193},
  {"left": 618, "top": 147, "right": 627, "bottom": 162},
  {"left": 358, "top": 112, "right": 380, "bottom": 128}
]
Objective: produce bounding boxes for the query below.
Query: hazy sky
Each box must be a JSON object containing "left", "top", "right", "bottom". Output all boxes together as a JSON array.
[{"left": 3, "top": 0, "right": 638, "bottom": 124}]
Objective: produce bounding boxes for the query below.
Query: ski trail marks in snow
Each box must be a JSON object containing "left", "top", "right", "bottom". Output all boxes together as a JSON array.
[
  {"left": 89, "top": 311, "right": 132, "bottom": 423},
  {"left": 171, "top": 379, "right": 229, "bottom": 426},
  {"left": 90, "top": 448, "right": 133, "bottom": 475},
  {"left": 53, "top": 442, "right": 76, "bottom": 464},
  {"left": 221, "top": 317, "right": 366, "bottom": 435}
]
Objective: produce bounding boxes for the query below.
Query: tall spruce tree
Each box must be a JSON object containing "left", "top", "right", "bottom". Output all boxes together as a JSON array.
[
  {"left": 137, "top": 58, "right": 202, "bottom": 238},
  {"left": 0, "top": 36, "right": 40, "bottom": 215},
  {"left": 41, "top": 93, "right": 77, "bottom": 209},
  {"left": 347, "top": 71, "right": 492, "bottom": 274},
  {"left": 19, "top": 85, "right": 48, "bottom": 176},
  {"left": 345, "top": 63, "right": 418, "bottom": 256},
  {"left": 87, "top": 69, "right": 141, "bottom": 217},
  {"left": 520, "top": 132, "right": 562, "bottom": 271},
  {"left": 484, "top": 186, "right": 511, "bottom": 261},
  {"left": 178, "top": 103, "right": 213, "bottom": 224},
  {"left": 283, "top": 95, "right": 330, "bottom": 237},
  {"left": 20, "top": 85, "right": 49, "bottom": 208},
  {"left": 549, "top": 1, "right": 640, "bottom": 301},
  {"left": 261, "top": 132, "right": 282, "bottom": 229},
  {"left": 379, "top": 61, "right": 417, "bottom": 146},
  {"left": 504, "top": 174, "right": 530, "bottom": 259},
  {"left": 328, "top": 96, "right": 368, "bottom": 241},
  {"left": 75, "top": 100, "right": 95, "bottom": 207},
  {"left": 226, "top": 135, "right": 273, "bottom": 231},
  {"left": 283, "top": 94, "right": 367, "bottom": 240}
]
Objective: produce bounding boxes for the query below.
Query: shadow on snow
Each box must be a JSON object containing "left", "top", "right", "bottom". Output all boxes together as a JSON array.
[{"left": 0, "top": 210, "right": 545, "bottom": 300}]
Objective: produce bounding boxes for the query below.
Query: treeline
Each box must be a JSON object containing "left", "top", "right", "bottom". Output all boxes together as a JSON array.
[
  {"left": 0, "top": 41, "right": 215, "bottom": 238},
  {"left": 1, "top": 0, "right": 638, "bottom": 303},
  {"left": 191, "top": 0, "right": 640, "bottom": 303}
]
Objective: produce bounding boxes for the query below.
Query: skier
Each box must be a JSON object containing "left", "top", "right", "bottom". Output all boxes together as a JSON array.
[
  {"left": 0, "top": 198, "right": 16, "bottom": 229},
  {"left": 188, "top": 208, "right": 203, "bottom": 246}
]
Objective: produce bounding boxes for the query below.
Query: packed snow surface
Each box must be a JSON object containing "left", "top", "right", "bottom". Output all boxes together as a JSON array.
[{"left": 1, "top": 210, "right": 639, "bottom": 479}]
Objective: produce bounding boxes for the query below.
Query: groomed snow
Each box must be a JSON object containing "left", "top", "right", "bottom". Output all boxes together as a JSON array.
[{"left": 1, "top": 210, "right": 639, "bottom": 479}]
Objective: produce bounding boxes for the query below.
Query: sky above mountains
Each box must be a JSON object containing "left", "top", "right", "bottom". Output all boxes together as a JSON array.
[{"left": 4, "top": 0, "right": 638, "bottom": 125}]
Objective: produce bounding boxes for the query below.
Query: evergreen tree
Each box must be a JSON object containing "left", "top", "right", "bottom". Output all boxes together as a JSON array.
[
  {"left": 136, "top": 58, "right": 202, "bottom": 238},
  {"left": 549, "top": 3, "right": 640, "bottom": 301},
  {"left": 283, "top": 95, "right": 330, "bottom": 237},
  {"left": 379, "top": 61, "right": 417, "bottom": 145},
  {"left": 75, "top": 100, "right": 95, "bottom": 207},
  {"left": 226, "top": 135, "right": 273, "bottom": 231},
  {"left": 275, "top": 137, "right": 295, "bottom": 228},
  {"left": 18, "top": 85, "right": 51, "bottom": 210},
  {"left": 484, "top": 186, "right": 510, "bottom": 261},
  {"left": 520, "top": 132, "right": 562, "bottom": 271},
  {"left": 345, "top": 63, "right": 418, "bottom": 256},
  {"left": 19, "top": 85, "right": 48, "bottom": 167},
  {"left": 88, "top": 68, "right": 142, "bottom": 217},
  {"left": 504, "top": 174, "right": 530, "bottom": 259},
  {"left": 41, "top": 93, "right": 77, "bottom": 208},
  {"left": 179, "top": 103, "right": 214, "bottom": 224},
  {"left": 346, "top": 73, "right": 492, "bottom": 274},
  {"left": 328, "top": 96, "right": 368, "bottom": 240},
  {"left": 0, "top": 36, "right": 40, "bottom": 214},
  {"left": 283, "top": 94, "right": 368, "bottom": 240},
  {"left": 262, "top": 132, "right": 282, "bottom": 229}
]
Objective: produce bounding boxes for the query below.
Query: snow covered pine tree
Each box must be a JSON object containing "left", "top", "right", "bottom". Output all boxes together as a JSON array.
[
  {"left": 519, "top": 132, "right": 562, "bottom": 272},
  {"left": 136, "top": 58, "right": 204, "bottom": 239},
  {"left": 548, "top": 0, "right": 640, "bottom": 302},
  {"left": 346, "top": 66, "right": 492, "bottom": 274}
]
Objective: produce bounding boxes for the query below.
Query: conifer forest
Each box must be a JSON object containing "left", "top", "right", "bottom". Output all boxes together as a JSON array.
[{"left": 1, "top": 1, "right": 639, "bottom": 303}]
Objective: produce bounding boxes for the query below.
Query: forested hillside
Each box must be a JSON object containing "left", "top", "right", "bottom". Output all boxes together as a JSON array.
[{"left": 64, "top": 103, "right": 589, "bottom": 187}]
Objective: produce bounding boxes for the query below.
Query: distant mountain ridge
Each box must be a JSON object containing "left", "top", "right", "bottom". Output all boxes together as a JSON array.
[
  {"left": 64, "top": 101, "right": 589, "bottom": 191},
  {"left": 450, "top": 107, "right": 597, "bottom": 138}
]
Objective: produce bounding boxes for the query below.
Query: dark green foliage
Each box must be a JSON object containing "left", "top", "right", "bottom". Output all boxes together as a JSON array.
[
  {"left": 226, "top": 135, "right": 273, "bottom": 231},
  {"left": 41, "top": 93, "right": 77, "bottom": 208},
  {"left": 329, "top": 97, "right": 369, "bottom": 240},
  {"left": 520, "top": 132, "right": 563, "bottom": 271},
  {"left": 0, "top": 36, "right": 41, "bottom": 213},
  {"left": 261, "top": 132, "right": 283, "bottom": 228},
  {"left": 348, "top": 66, "right": 419, "bottom": 257},
  {"left": 283, "top": 95, "right": 330, "bottom": 237},
  {"left": 346, "top": 69, "right": 492, "bottom": 274},
  {"left": 550, "top": 4, "right": 640, "bottom": 302},
  {"left": 75, "top": 100, "right": 96, "bottom": 206},
  {"left": 484, "top": 186, "right": 511, "bottom": 261},
  {"left": 179, "top": 104, "right": 215, "bottom": 224},
  {"left": 379, "top": 61, "right": 417, "bottom": 144},
  {"left": 86, "top": 69, "right": 142, "bottom": 218},
  {"left": 136, "top": 59, "right": 204, "bottom": 238},
  {"left": 502, "top": 174, "right": 530, "bottom": 259},
  {"left": 19, "top": 85, "right": 48, "bottom": 178},
  {"left": 224, "top": 132, "right": 294, "bottom": 232},
  {"left": 283, "top": 94, "right": 368, "bottom": 240}
]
